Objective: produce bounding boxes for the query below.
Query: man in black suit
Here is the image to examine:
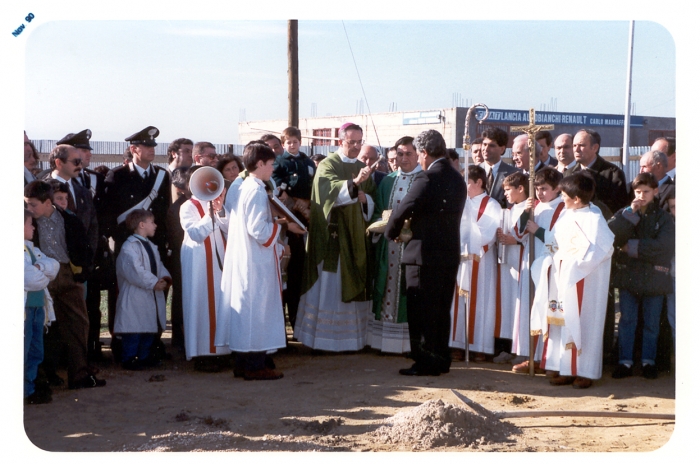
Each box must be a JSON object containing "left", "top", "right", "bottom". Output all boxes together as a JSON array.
[
  {"left": 570, "top": 129, "right": 628, "bottom": 214},
  {"left": 41, "top": 144, "right": 99, "bottom": 260},
  {"left": 479, "top": 127, "right": 519, "bottom": 208},
  {"left": 570, "top": 129, "right": 628, "bottom": 365},
  {"left": 57, "top": 129, "right": 111, "bottom": 360},
  {"left": 102, "top": 126, "right": 171, "bottom": 262},
  {"left": 555, "top": 133, "right": 577, "bottom": 174},
  {"left": 535, "top": 130, "right": 558, "bottom": 171},
  {"left": 385, "top": 130, "right": 467, "bottom": 376}
]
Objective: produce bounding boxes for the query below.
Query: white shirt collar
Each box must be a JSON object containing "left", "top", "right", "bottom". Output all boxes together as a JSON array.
[
  {"left": 337, "top": 148, "right": 358, "bottom": 163},
  {"left": 485, "top": 159, "right": 502, "bottom": 174},
  {"left": 24, "top": 166, "right": 35, "bottom": 182},
  {"left": 131, "top": 162, "right": 152, "bottom": 177},
  {"left": 398, "top": 164, "right": 422, "bottom": 175}
]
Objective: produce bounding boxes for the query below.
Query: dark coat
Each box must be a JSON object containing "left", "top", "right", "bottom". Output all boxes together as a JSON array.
[
  {"left": 40, "top": 172, "right": 99, "bottom": 262},
  {"left": 271, "top": 151, "right": 316, "bottom": 200},
  {"left": 480, "top": 160, "right": 519, "bottom": 208},
  {"left": 607, "top": 202, "right": 674, "bottom": 296},
  {"left": 570, "top": 155, "right": 629, "bottom": 214},
  {"left": 102, "top": 162, "right": 171, "bottom": 261},
  {"left": 32, "top": 208, "right": 93, "bottom": 282},
  {"left": 385, "top": 157, "right": 467, "bottom": 272},
  {"left": 535, "top": 155, "right": 558, "bottom": 172}
]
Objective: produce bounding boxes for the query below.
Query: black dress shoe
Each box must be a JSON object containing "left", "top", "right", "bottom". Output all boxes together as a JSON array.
[{"left": 398, "top": 366, "right": 440, "bottom": 376}]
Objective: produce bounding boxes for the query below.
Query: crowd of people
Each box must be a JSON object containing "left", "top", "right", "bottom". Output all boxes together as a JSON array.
[{"left": 22, "top": 124, "right": 676, "bottom": 405}]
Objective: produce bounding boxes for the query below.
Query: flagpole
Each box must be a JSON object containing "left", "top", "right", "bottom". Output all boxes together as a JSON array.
[{"left": 622, "top": 20, "right": 635, "bottom": 180}]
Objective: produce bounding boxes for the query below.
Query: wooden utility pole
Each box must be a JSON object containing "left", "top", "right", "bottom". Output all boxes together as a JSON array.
[{"left": 288, "top": 20, "right": 299, "bottom": 128}]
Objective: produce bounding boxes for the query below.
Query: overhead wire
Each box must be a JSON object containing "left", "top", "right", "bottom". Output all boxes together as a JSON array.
[{"left": 341, "top": 21, "right": 382, "bottom": 148}]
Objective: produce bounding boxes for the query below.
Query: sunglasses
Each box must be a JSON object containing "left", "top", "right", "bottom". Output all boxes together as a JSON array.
[{"left": 66, "top": 158, "right": 83, "bottom": 166}]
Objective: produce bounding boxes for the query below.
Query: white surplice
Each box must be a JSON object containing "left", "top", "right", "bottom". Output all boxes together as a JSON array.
[
  {"left": 449, "top": 192, "right": 502, "bottom": 353},
  {"left": 215, "top": 176, "right": 287, "bottom": 352},
  {"left": 532, "top": 204, "right": 613, "bottom": 379},
  {"left": 180, "top": 196, "right": 231, "bottom": 360},
  {"left": 294, "top": 152, "right": 375, "bottom": 352},
  {"left": 528, "top": 196, "right": 566, "bottom": 365}
]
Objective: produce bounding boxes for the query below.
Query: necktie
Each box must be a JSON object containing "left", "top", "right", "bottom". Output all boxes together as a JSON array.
[
  {"left": 143, "top": 170, "right": 149, "bottom": 182},
  {"left": 67, "top": 190, "right": 77, "bottom": 212},
  {"left": 487, "top": 168, "right": 494, "bottom": 193}
]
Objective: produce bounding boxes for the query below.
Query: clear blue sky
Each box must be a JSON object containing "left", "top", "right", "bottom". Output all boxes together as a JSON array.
[{"left": 7, "top": 3, "right": 680, "bottom": 145}]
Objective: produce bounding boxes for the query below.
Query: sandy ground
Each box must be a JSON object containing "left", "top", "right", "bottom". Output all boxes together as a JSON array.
[{"left": 23, "top": 331, "right": 677, "bottom": 454}]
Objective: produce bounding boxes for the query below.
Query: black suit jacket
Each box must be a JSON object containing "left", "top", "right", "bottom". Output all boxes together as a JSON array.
[
  {"left": 570, "top": 155, "right": 628, "bottom": 214},
  {"left": 103, "top": 163, "right": 171, "bottom": 261},
  {"left": 385, "top": 158, "right": 467, "bottom": 271},
  {"left": 481, "top": 160, "right": 519, "bottom": 209},
  {"left": 535, "top": 155, "right": 558, "bottom": 172}
]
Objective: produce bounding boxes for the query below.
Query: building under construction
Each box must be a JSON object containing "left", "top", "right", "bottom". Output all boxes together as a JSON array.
[{"left": 238, "top": 106, "right": 675, "bottom": 151}]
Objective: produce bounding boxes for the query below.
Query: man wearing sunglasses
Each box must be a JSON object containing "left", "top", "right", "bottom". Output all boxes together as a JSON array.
[{"left": 43, "top": 144, "right": 99, "bottom": 266}]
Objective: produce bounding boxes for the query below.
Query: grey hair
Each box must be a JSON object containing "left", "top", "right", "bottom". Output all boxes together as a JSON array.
[
  {"left": 414, "top": 129, "right": 446, "bottom": 159},
  {"left": 649, "top": 150, "right": 668, "bottom": 170},
  {"left": 513, "top": 134, "right": 541, "bottom": 157}
]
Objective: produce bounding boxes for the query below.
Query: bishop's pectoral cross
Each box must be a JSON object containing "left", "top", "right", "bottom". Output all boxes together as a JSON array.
[{"left": 510, "top": 108, "right": 554, "bottom": 377}]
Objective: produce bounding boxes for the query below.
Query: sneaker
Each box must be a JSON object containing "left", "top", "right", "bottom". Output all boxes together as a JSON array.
[
  {"left": 493, "top": 352, "right": 516, "bottom": 364},
  {"left": 642, "top": 364, "right": 658, "bottom": 379},
  {"left": 612, "top": 364, "right": 633, "bottom": 379}
]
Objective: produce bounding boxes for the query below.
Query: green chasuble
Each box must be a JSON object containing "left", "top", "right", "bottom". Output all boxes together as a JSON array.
[{"left": 301, "top": 153, "right": 376, "bottom": 303}]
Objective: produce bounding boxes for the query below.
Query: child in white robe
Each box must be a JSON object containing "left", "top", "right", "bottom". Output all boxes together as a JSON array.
[
  {"left": 216, "top": 142, "right": 304, "bottom": 380},
  {"left": 519, "top": 167, "right": 565, "bottom": 374},
  {"left": 449, "top": 165, "right": 501, "bottom": 360},
  {"left": 529, "top": 173, "right": 614, "bottom": 389},
  {"left": 180, "top": 166, "right": 231, "bottom": 369}
]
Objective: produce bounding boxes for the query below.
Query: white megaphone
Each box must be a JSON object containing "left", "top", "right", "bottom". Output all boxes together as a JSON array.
[{"left": 189, "top": 166, "right": 225, "bottom": 201}]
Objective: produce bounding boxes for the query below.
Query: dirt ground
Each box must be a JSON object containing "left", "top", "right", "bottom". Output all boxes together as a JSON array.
[{"left": 22, "top": 329, "right": 679, "bottom": 455}]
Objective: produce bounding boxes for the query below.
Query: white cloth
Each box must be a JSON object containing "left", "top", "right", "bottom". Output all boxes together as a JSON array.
[
  {"left": 295, "top": 262, "right": 372, "bottom": 351},
  {"left": 293, "top": 153, "right": 374, "bottom": 352},
  {"left": 24, "top": 240, "right": 59, "bottom": 325},
  {"left": 114, "top": 235, "right": 171, "bottom": 333},
  {"left": 507, "top": 201, "right": 536, "bottom": 357},
  {"left": 449, "top": 192, "right": 501, "bottom": 353},
  {"left": 216, "top": 177, "right": 286, "bottom": 352},
  {"left": 180, "top": 196, "right": 231, "bottom": 360},
  {"left": 535, "top": 205, "right": 614, "bottom": 379}
]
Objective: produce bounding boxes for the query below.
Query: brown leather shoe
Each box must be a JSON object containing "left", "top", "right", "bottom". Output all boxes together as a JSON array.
[
  {"left": 512, "top": 360, "right": 546, "bottom": 374},
  {"left": 545, "top": 370, "right": 558, "bottom": 378},
  {"left": 549, "top": 375, "right": 575, "bottom": 386},
  {"left": 572, "top": 376, "right": 593, "bottom": 389},
  {"left": 243, "top": 368, "right": 284, "bottom": 381}
]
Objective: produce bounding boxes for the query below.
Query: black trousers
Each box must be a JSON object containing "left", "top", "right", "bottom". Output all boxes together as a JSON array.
[
  {"left": 404, "top": 263, "right": 457, "bottom": 373},
  {"left": 282, "top": 231, "right": 306, "bottom": 330}
]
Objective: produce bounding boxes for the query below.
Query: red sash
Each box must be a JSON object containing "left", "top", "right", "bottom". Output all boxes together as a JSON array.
[{"left": 191, "top": 199, "right": 217, "bottom": 354}]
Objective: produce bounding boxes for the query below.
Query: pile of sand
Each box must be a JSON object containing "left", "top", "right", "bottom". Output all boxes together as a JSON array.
[{"left": 373, "top": 399, "right": 520, "bottom": 450}]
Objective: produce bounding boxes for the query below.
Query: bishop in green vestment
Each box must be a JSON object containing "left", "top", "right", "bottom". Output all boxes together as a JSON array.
[{"left": 294, "top": 124, "right": 377, "bottom": 351}]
